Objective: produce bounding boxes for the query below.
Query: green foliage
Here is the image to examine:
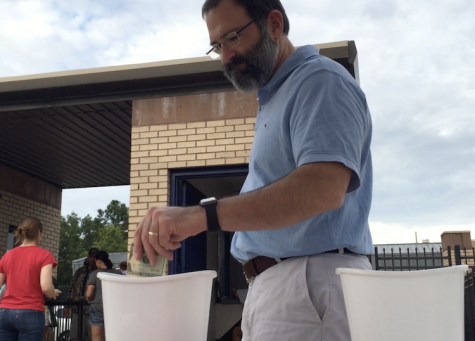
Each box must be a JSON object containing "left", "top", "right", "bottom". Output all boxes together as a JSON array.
[
  {"left": 101, "top": 200, "right": 129, "bottom": 239},
  {"left": 80, "top": 214, "right": 104, "bottom": 256},
  {"left": 93, "top": 225, "right": 127, "bottom": 252},
  {"left": 56, "top": 200, "right": 129, "bottom": 286},
  {"left": 57, "top": 213, "right": 83, "bottom": 286}
]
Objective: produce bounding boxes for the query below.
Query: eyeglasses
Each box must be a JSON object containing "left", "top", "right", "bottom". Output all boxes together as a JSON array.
[{"left": 206, "top": 20, "right": 255, "bottom": 59}]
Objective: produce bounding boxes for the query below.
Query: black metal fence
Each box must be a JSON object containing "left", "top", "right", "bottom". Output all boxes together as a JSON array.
[
  {"left": 465, "top": 271, "right": 475, "bottom": 341},
  {"left": 373, "top": 245, "right": 475, "bottom": 270},
  {"left": 454, "top": 245, "right": 475, "bottom": 267},
  {"left": 373, "top": 246, "right": 451, "bottom": 271},
  {"left": 45, "top": 285, "right": 89, "bottom": 341}
]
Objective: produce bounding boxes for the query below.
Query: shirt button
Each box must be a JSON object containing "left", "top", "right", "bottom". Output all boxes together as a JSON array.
[{"left": 260, "top": 105, "right": 265, "bottom": 110}]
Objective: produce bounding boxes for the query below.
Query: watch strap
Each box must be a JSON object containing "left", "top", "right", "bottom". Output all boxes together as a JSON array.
[{"left": 201, "top": 199, "right": 221, "bottom": 233}]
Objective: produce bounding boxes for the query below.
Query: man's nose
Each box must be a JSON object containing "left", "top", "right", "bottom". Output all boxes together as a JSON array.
[{"left": 220, "top": 45, "right": 236, "bottom": 65}]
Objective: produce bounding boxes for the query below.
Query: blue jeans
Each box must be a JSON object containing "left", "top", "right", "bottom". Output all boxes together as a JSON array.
[
  {"left": 89, "top": 306, "right": 104, "bottom": 327},
  {"left": 0, "top": 308, "right": 45, "bottom": 341}
]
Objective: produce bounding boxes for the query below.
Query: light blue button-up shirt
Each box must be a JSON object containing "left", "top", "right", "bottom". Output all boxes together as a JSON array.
[{"left": 231, "top": 45, "right": 373, "bottom": 263}]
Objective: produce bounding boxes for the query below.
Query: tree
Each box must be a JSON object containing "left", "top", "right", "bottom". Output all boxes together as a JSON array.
[
  {"left": 80, "top": 214, "right": 104, "bottom": 256},
  {"left": 57, "top": 200, "right": 129, "bottom": 286},
  {"left": 98, "top": 200, "right": 129, "bottom": 239},
  {"left": 57, "top": 213, "right": 83, "bottom": 286},
  {"left": 92, "top": 225, "right": 127, "bottom": 253}
]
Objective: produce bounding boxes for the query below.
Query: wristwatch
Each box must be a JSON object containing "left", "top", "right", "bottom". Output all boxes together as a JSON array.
[{"left": 200, "top": 197, "right": 221, "bottom": 233}]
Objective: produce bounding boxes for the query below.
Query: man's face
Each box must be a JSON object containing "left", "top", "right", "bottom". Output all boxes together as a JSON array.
[
  {"left": 206, "top": 0, "right": 279, "bottom": 92},
  {"left": 86, "top": 254, "right": 96, "bottom": 267}
]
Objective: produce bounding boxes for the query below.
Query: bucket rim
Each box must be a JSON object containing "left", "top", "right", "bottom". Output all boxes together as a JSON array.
[
  {"left": 98, "top": 270, "right": 217, "bottom": 283},
  {"left": 336, "top": 265, "right": 468, "bottom": 277}
]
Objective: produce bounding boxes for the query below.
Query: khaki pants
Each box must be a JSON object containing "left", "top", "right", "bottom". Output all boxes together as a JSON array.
[{"left": 241, "top": 253, "right": 371, "bottom": 341}]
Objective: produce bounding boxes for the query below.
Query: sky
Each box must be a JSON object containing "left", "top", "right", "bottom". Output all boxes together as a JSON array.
[{"left": 1, "top": 0, "right": 474, "bottom": 245}]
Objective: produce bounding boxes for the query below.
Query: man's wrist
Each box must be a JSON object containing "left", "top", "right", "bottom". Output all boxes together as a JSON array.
[
  {"left": 192, "top": 205, "right": 208, "bottom": 233},
  {"left": 199, "top": 197, "right": 222, "bottom": 233}
]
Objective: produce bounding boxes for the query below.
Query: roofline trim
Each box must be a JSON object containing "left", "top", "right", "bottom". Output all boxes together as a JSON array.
[{"left": 0, "top": 41, "right": 353, "bottom": 93}]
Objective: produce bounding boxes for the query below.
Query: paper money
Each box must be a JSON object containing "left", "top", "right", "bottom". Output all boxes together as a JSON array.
[{"left": 127, "top": 242, "right": 168, "bottom": 277}]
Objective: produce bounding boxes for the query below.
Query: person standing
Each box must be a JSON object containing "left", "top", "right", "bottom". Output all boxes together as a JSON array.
[
  {"left": 68, "top": 248, "right": 98, "bottom": 341},
  {"left": 135, "top": 0, "right": 374, "bottom": 340},
  {"left": 85, "top": 251, "right": 121, "bottom": 341},
  {"left": 119, "top": 261, "right": 127, "bottom": 275},
  {"left": 0, "top": 218, "right": 61, "bottom": 341}
]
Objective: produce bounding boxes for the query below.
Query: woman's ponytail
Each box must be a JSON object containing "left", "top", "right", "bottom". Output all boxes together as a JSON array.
[{"left": 96, "top": 250, "right": 114, "bottom": 269}]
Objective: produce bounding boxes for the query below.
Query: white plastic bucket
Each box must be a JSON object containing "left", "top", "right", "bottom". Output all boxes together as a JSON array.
[
  {"left": 98, "top": 270, "right": 217, "bottom": 341},
  {"left": 336, "top": 265, "right": 468, "bottom": 341}
]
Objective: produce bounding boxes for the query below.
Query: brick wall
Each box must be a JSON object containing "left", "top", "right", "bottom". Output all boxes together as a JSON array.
[
  {"left": 128, "top": 117, "right": 255, "bottom": 242},
  {"left": 0, "top": 190, "right": 61, "bottom": 265}
]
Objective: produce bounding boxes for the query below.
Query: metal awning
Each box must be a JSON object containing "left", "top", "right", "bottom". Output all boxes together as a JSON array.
[
  {"left": 1, "top": 101, "right": 132, "bottom": 188},
  {"left": 0, "top": 41, "right": 358, "bottom": 189}
]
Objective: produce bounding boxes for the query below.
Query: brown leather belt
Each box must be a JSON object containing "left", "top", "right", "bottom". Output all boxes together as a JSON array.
[{"left": 242, "top": 248, "right": 356, "bottom": 283}]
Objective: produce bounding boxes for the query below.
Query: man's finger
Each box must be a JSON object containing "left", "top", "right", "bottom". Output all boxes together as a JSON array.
[
  {"left": 140, "top": 213, "right": 156, "bottom": 266},
  {"left": 148, "top": 235, "right": 174, "bottom": 261},
  {"left": 142, "top": 235, "right": 158, "bottom": 266},
  {"left": 133, "top": 219, "right": 144, "bottom": 260},
  {"left": 157, "top": 222, "right": 173, "bottom": 251},
  {"left": 167, "top": 242, "right": 182, "bottom": 251},
  {"left": 149, "top": 210, "right": 174, "bottom": 261},
  {"left": 169, "top": 235, "right": 187, "bottom": 243}
]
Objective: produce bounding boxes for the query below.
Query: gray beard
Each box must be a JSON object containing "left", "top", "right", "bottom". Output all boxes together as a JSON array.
[{"left": 222, "top": 29, "right": 279, "bottom": 93}]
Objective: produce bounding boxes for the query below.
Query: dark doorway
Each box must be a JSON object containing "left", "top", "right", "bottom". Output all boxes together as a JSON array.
[
  {"left": 170, "top": 165, "right": 250, "bottom": 340},
  {"left": 169, "top": 165, "right": 249, "bottom": 298}
]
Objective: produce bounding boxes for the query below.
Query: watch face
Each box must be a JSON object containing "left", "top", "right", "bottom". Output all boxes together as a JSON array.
[{"left": 201, "top": 197, "right": 217, "bottom": 205}]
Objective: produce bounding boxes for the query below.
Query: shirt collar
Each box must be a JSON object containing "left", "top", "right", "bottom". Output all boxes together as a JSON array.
[{"left": 259, "top": 45, "right": 320, "bottom": 96}]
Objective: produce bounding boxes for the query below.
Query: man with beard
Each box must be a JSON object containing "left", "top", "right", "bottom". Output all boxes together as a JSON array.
[{"left": 134, "top": 0, "right": 373, "bottom": 340}]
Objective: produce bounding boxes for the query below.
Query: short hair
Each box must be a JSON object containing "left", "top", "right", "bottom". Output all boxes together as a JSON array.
[
  {"left": 119, "top": 261, "right": 127, "bottom": 270},
  {"left": 202, "top": 0, "right": 290, "bottom": 35},
  {"left": 14, "top": 218, "right": 43, "bottom": 245},
  {"left": 88, "top": 248, "right": 99, "bottom": 256}
]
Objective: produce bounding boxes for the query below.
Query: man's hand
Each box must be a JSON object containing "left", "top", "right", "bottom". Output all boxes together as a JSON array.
[{"left": 133, "top": 206, "right": 207, "bottom": 266}]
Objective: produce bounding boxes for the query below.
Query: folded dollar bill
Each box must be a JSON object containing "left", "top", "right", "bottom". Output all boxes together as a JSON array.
[{"left": 127, "top": 242, "right": 168, "bottom": 277}]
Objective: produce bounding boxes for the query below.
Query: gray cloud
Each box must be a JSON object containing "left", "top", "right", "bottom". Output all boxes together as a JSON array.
[{"left": 1, "top": 0, "right": 474, "bottom": 244}]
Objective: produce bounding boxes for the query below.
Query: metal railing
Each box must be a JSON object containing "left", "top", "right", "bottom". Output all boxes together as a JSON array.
[
  {"left": 373, "top": 246, "right": 451, "bottom": 271},
  {"left": 453, "top": 245, "right": 475, "bottom": 267},
  {"left": 46, "top": 285, "right": 89, "bottom": 341},
  {"left": 465, "top": 271, "right": 475, "bottom": 341}
]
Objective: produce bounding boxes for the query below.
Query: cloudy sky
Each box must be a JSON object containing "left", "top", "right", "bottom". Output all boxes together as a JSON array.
[{"left": 1, "top": 0, "right": 474, "bottom": 245}]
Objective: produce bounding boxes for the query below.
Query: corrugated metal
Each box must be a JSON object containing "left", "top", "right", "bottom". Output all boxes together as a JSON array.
[{"left": 0, "top": 101, "right": 131, "bottom": 188}]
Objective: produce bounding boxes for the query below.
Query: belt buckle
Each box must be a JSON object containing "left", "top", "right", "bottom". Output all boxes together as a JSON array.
[
  {"left": 242, "top": 261, "right": 254, "bottom": 284},
  {"left": 244, "top": 273, "right": 254, "bottom": 284}
]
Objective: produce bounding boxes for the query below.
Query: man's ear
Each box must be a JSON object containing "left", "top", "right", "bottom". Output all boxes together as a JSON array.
[{"left": 267, "top": 9, "right": 284, "bottom": 40}]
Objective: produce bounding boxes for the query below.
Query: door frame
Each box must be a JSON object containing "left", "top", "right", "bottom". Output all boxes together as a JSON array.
[
  {"left": 168, "top": 164, "right": 249, "bottom": 288},
  {"left": 169, "top": 165, "right": 249, "bottom": 207}
]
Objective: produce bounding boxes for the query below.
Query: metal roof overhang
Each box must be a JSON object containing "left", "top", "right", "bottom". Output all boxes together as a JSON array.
[{"left": 0, "top": 41, "right": 358, "bottom": 189}]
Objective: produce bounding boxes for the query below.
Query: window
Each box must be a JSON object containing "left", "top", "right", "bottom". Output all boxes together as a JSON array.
[{"left": 7, "top": 225, "right": 17, "bottom": 251}]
